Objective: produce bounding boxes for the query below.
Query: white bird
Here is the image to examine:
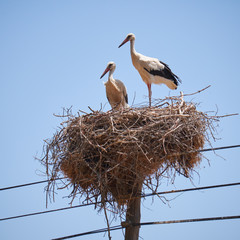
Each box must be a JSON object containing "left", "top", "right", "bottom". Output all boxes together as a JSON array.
[
  {"left": 118, "top": 33, "right": 181, "bottom": 106},
  {"left": 100, "top": 61, "right": 129, "bottom": 110}
]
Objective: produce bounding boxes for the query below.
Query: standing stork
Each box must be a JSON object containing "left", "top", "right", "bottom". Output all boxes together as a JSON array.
[
  {"left": 100, "top": 61, "right": 129, "bottom": 110},
  {"left": 118, "top": 33, "right": 181, "bottom": 106}
]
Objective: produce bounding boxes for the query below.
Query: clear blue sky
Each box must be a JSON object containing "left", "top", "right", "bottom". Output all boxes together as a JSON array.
[{"left": 1, "top": 1, "right": 240, "bottom": 239}]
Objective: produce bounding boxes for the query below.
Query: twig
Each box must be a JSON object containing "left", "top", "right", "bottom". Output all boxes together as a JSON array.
[
  {"left": 103, "top": 205, "right": 112, "bottom": 240},
  {"left": 183, "top": 85, "right": 211, "bottom": 96},
  {"left": 88, "top": 106, "right": 97, "bottom": 113}
]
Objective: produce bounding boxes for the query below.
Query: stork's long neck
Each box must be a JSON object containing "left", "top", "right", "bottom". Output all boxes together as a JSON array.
[
  {"left": 107, "top": 69, "right": 120, "bottom": 91},
  {"left": 108, "top": 70, "right": 115, "bottom": 83},
  {"left": 130, "top": 39, "right": 139, "bottom": 68},
  {"left": 130, "top": 39, "right": 137, "bottom": 57}
]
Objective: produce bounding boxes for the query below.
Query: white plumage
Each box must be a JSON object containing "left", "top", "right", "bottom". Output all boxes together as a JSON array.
[
  {"left": 119, "top": 33, "right": 181, "bottom": 106},
  {"left": 100, "top": 61, "right": 128, "bottom": 110}
]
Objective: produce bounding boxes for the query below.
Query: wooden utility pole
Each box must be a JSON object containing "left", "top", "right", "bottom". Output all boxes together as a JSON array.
[{"left": 123, "top": 183, "right": 142, "bottom": 240}]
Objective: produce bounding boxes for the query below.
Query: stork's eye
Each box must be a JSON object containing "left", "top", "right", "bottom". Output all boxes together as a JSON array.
[{"left": 109, "top": 64, "right": 113, "bottom": 68}]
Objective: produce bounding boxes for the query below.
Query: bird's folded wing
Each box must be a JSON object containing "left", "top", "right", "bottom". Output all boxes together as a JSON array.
[{"left": 115, "top": 79, "right": 128, "bottom": 104}]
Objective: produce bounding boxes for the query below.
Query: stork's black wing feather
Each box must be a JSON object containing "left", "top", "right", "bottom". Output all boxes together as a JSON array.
[
  {"left": 125, "top": 93, "right": 128, "bottom": 104},
  {"left": 159, "top": 61, "right": 181, "bottom": 83},
  {"left": 144, "top": 60, "right": 181, "bottom": 86}
]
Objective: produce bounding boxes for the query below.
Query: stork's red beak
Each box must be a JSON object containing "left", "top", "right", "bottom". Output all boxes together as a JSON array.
[
  {"left": 100, "top": 67, "right": 110, "bottom": 79},
  {"left": 118, "top": 37, "right": 129, "bottom": 48}
]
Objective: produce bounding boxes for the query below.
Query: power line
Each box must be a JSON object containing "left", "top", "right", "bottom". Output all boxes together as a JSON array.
[
  {"left": 1, "top": 181, "right": 239, "bottom": 222},
  {"left": 134, "top": 215, "right": 240, "bottom": 226},
  {"left": 52, "top": 215, "right": 240, "bottom": 239},
  {"left": 52, "top": 225, "right": 122, "bottom": 240},
  {"left": 0, "top": 178, "right": 65, "bottom": 192},
  {"left": 197, "top": 144, "right": 240, "bottom": 153},
  {"left": 0, "top": 203, "right": 95, "bottom": 222},
  {"left": 53, "top": 225, "right": 123, "bottom": 240},
  {"left": 143, "top": 181, "right": 240, "bottom": 197},
  {"left": 1, "top": 144, "right": 240, "bottom": 192}
]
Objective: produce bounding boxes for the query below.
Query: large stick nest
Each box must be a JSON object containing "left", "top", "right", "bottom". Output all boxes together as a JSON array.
[{"left": 41, "top": 95, "right": 218, "bottom": 211}]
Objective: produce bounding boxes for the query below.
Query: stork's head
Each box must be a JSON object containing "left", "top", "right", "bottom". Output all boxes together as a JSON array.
[
  {"left": 118, "top": 33, "right": 135, "bottom": 48},
  {"left": 100, "top": 61, "right": 116, "bottom": 79}
]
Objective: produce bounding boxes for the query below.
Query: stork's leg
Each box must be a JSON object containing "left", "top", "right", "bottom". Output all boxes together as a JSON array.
[{"left": 147, "top": 83, "right": 152, "bottom": 107}]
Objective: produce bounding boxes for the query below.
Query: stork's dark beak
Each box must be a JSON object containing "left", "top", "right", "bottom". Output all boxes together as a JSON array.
[
  {"left": 100, "top": 67, "right": 110, "bottom": 79},
  {"left": 118, "top": 37, "right": 129, "bottom": 48}
]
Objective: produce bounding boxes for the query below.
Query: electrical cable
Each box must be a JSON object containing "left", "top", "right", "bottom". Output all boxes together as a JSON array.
[
  {"left": 52, "top": 225, "right": 122, "bottom": 240},
  {"left": 1, "top": 181, "right": 239, "bottom": 222},
  {"left": 0, "top": 203, "right": 95, "bottom": 222},
  {"left": 52, "top": 215, "right": 240, "bottom": 239},
  {"left": 143, "top": 181, "right": 240, "bottom": 197},
  {"left": 197, "top": 144, "right": 240, "bottom": 153},
  {"left": 0, "top": 178, "right": 65, "bottom": 192}
]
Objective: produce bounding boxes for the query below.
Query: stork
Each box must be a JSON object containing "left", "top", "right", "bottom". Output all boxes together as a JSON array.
[
  {"left": 100, "top": 61, "right": 129, "bottom": 110},
  {"left": 118, "top": 33, "right": 181, "bottom": 106}
]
